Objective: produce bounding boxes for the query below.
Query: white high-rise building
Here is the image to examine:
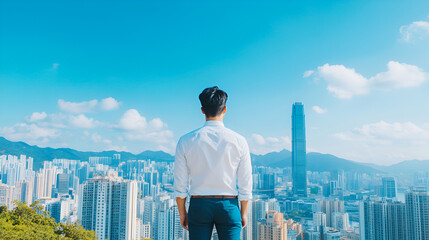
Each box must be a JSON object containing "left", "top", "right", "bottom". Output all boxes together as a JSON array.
[
  {"left": 318, "top": 199, "right": 344, "bottom": 228},
  {"left": 78, "top": 172, "right": 138, "bottom": 240},
  {"left": 45, "top": 197, "right": 72, "bottom": 223},
  {"left": 313, "top": 212, "right": 327, "bottom": 229},
  {"left": 0, "top": 183, "right": 15, "bottom": 208},
  {"left": 331, "top": 212, "right": 350, "bottom": 231},
  {"left": 252, "top": 199, "right": 268, "bottom": 240},
  {"left": 34, "top": 167, "right": 58, "bottom": 199}
]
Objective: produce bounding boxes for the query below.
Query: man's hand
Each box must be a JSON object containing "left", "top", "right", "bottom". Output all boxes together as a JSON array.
[
  {"left": 241, "top": 214, "right": 248, "bottom": 228},
  {"left": 240, "top": 200, "right": 249, "bottom": 228},
  {"left": 180, "top": 214, "right": 189, "bottom": 230},
  {"left": 176, "top": 197, "right": 189, "bottom": 231}
]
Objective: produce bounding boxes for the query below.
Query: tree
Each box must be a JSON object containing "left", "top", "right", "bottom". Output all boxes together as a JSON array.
[{"left": 0, "top": 201, "right": 96, "bottom": 240}]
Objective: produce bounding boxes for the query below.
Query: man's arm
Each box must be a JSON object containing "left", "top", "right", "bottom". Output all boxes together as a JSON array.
[
  {"left": 174, "top": 138, "right": 189, "bottom": 230},
  {"left": 237, "top": 138, "right": 252, "bottom": 228}
]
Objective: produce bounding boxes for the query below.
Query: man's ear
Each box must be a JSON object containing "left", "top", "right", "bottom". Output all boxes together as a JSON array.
[
  {"left": 201, "top": 107, "right": 205, "bottom": 115},
  {"left": 223, "top": 106, "right": 227, "bottom": 114}
]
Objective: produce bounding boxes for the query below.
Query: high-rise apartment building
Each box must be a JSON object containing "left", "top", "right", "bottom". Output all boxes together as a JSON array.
[
  {"left": 292, "top": 102, "right": 307, "bottom": 197},
  {"left": 252, "top": 199, "right": 268, "bottom": 240},
  {"left": 359, "top": 200, "right": 407, "bottom": 240},
  {"left": 78, "top": 173, "right": 138, "bottom": 240},
  {"left": 258, "top": 211, "right": 287, "bottom": 240},
  {"left": 405, "top": 188, "right": 429, "bottom": 240},
  {"left": 318, "top": 199, "right": 345, "bottom": 228}
]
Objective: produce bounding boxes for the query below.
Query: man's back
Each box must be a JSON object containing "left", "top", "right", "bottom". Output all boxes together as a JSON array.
[{"left": 175, "top": 120, "right": 251, "bottom": 199}]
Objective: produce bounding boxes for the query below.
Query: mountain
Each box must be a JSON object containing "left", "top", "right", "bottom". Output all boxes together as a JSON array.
[
  {"left": 380, "top": 160, "right": 429, "bottom": 175},
  {"left": 0, "top": 137, "right": 174, "bottom": 170},
  {"left": 252, "top": 150, "right": 380, "bottom": 173},
  {"left": 2, "top": 136, "right": 424, "bottom": 175}
]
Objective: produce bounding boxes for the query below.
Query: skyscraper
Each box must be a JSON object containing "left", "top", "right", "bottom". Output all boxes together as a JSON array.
[
  {"left": 292, "top": 102, "right": 307, "bottom": 197},
  {"left": 78, "top": 172, "right": 138, "bottom": 240}
]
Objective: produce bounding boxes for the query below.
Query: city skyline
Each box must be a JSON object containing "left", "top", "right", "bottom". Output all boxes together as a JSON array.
[{"left": 2, "top": 1, "right": 429, "bottom": 165}]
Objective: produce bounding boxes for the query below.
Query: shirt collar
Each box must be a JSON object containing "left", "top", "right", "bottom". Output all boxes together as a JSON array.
[{"left": 204, "top": 120, "right": 225, "bottom": 127}]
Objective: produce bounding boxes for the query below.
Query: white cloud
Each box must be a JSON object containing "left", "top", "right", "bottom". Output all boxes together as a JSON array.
[
  {"left": 26, "top": 112, "right": 47, "bottom": 122},
  {"left": 400, "top": 21, "right": 429, "bottom": 42},
  {"left": 248, "top": 133, "right": 291, "bottom": 155},
  {"left": 58, "top": 97, "right": 121, "bottom": 113},
  {"left": 119, "top": 109, "right": 147, "bottom": 130},
  {"left": 90, "top": 132, "right": 112, "bottom": 145},
  {"left": 370, "top": 61, "right": 427, "bottom": 89},
  {"left": 355, "top": 121, "right": 429, "bottom": 140},
  {"left": 58, "top": 99, "right": 98, "bottom": 113},
  {"left": 91, "top": 133, "right": 102, "bottom": 142},
  {"left": 69, "top": 114, "right": 96, "bottom": 128},
  {"left": 332, "top": 121, "right": 429, "bottom": 164},
  {"left": 0, "top": 123, "right": 59, "bottom": 145},
  {"left": 1, "top": 99, "right": 175, "bottom": 154},
  {"left": 118, "top": 109, "right": 174, "bottom": 145},
  {"left": 106, "top": 145, "right": 129, "bottom": 152},
  {"left": 306, "top": 61, "right": 428, "bottom": 99},
  {"left": 303, "top": 70, "right": 314, "bottom": 78},
  {"left": 100, "top": 97, "right": 120, "bottom": 111},
  {"left": 316, "top": 64, "right": 369, "bottom": 99},
  {"left": 312, "top": 106, "right": 327, "bottom": 114}
]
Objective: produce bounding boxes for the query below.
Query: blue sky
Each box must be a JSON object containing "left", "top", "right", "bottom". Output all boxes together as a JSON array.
[{"left": 1, "top": 1, "right": 429, "bottom": 165}]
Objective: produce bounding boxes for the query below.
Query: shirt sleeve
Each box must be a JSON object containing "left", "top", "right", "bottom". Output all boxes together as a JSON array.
[
  {"left": 237, "top": 138, "right": 253, "bottom": 201},
  {"left": 174, "top": 138, "right": 189, "bottom": 199}
]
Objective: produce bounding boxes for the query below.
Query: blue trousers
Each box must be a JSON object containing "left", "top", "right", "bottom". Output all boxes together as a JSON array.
[{"left": 188, "top": 197, "right": 242, "bottom": 240}]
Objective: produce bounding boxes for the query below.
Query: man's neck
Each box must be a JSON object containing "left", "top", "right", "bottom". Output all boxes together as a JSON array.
[{"left": 205, "top": 117, "right": 223, "bottom": 122}]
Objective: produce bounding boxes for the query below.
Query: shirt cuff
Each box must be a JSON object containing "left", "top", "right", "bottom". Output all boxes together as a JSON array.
[
  {"left": 174, "top": 190, "right": 188, "bottom": 199},
  {"left": 238, "top": 193, "right": 252, "bottom": 201}
]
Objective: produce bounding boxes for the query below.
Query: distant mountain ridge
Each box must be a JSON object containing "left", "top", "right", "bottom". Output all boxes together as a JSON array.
[
  {"left": 251, "top": 150, "right": 380, "bottom": 173},
  {"left": 1, "top": 136, "right": 428, "bottom": 175},
  {"left": 0, "top": 137, "right": 173, "bottom": 170}
]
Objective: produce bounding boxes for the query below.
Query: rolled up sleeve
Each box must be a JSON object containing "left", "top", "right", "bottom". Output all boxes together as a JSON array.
[
  {"left": 237, "top": 138, "right": 253, "bottom": 201},
  {"left": 174, "top": 138, "right": 189, "bottom": 199}
]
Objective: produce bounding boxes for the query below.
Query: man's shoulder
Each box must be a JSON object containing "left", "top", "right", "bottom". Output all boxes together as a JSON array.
[
  {"left": 223, "top": 126, "right": 247, "bottom": 145},
  {"left": 178, "top": 127, "right": 204, "bottom": 143}
]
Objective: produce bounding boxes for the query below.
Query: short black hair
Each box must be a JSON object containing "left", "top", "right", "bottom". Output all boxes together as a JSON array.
[{"left": 199, "top": 86, "right": 228, "bottom": 117}]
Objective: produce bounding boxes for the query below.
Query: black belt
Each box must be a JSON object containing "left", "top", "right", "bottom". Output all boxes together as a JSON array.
[{"left": 191, "top": 195, "right": 238, "bottom": 199}]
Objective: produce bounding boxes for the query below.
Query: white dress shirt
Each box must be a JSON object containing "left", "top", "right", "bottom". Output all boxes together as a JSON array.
[{"left": 174, "top": 120, "right": 252, "bottom": 201}]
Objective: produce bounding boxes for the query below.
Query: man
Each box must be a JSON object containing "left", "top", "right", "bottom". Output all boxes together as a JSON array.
[{"left": 174, "top": 86, "right": 253, "bottom": 240}]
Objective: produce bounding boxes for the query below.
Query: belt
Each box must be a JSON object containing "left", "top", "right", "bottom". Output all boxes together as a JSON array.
[{"left": 191, "top": 195, "right": 238, "bottom": 199}]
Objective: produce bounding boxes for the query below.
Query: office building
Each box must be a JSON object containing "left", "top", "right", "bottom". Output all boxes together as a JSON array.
[
  {"left": 382, "top": 177, "right": 397, "bottom": 199},
  {"left": 292, "top": 102, "right": 307, "bottom": 197}
]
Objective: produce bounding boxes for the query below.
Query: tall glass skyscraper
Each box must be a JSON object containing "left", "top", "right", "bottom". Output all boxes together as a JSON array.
[{"left": 292, "top": 102, "right": 307, "bottom": 197}]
